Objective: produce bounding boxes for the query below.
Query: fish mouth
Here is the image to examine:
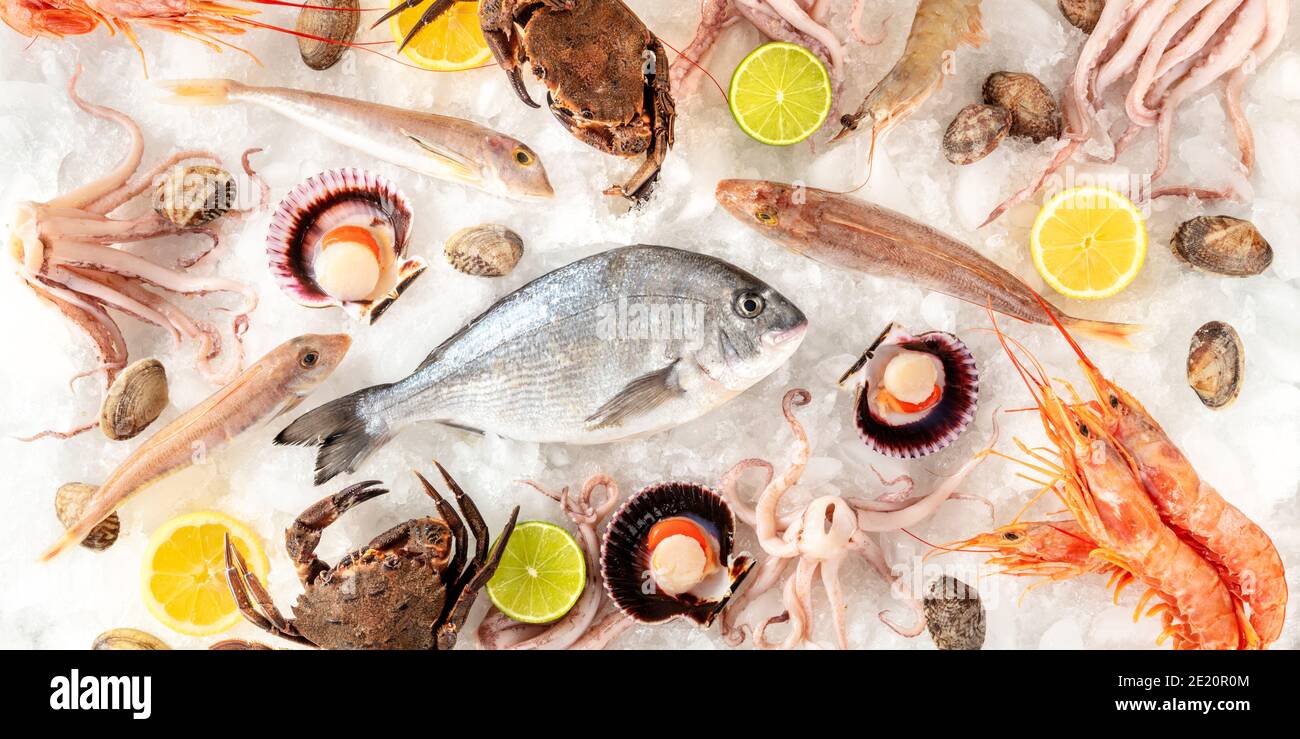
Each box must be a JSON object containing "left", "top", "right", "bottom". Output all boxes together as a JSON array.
[
  {"left": 763, "top": 320, "right": 808, "bottom": 348},
  {"left": 715, "top": 179, "right": 759, "bottom": 217}
]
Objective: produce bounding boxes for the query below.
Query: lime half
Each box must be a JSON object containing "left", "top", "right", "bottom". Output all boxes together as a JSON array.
[
  {"left": 486, "top": 520, "right": 586, "bottom": 624},
  {"left": 729, "top": 42, "right": 832, "bottom": 146}
]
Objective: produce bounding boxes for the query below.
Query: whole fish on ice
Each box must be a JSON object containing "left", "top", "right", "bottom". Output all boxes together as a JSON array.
[
  {"left": 156, "top": 79, "right": 554, "bottom": 201},
  {"left": 277, "top": 245, "right": 808, "bottom": 485},
  {"left": 715, "top": 179, "right": 1139, "bottom": 346}
]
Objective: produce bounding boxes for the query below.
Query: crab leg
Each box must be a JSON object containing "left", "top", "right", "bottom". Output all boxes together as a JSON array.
[
  {"left": 415, "top": 471, "right": 469, "bottom": 584},
  {"left": 605, "top": 39, "right": 674, "bottom": 200},
  {"left": 435, "top": 506, "right": 519, "bottom": 650},
  {"left": 223, "top": 534, "right": 315, "bottom": 647},
  {"left": 287, "top": 482, "right": 388, "bottom": 586}
]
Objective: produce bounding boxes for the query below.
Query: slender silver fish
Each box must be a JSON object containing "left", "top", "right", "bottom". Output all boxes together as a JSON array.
[
  {"left": 156, "top": 79, "right": 554, "bottom": 200},
  {"left": 277, "top": 245, "right": 808, "bottom": 485},
  {"left": 715, "top": 179, "right": 1140, "bottom": 346}
]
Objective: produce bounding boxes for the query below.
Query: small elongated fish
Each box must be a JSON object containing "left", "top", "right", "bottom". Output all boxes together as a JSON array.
[
  {"left": 715, "top": 179, "right": 1139, "bottom": 346},
  {"left": 42, "top": 334, "right": 351, "bottom": 561},
  {"left": 156, "top": 79, "right": 554, "bottom": 201},
  {"left": 277, "top": 245, "right": 808, "bottom": 485}
]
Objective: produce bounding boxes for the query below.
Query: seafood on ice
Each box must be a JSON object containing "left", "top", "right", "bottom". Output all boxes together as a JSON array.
[
  {"left": 720, "top": 388, "right": 997, "bottom": 649},
  {"left": 276, "top": 244, "right": 808, "bottom": 485},
  {"left": 714, "top": 179, "right": 1139, "bottom": 345},
  {"left": 41, "top": 333, "right": 351, "bottom": 561},
  {"left": 220, "top": 466, "right": 519, "bottom": 650},
  {"left": 9, "top": 68, "right": 263, "bottom": 440},
  {"left": 157, "top": 79, "right": 555, "bottom": 201}
]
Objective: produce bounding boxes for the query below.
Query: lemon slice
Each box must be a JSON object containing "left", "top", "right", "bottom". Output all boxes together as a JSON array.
[
  {"left": 728, "top": 42, "right": 832, "bottom": 146},
  {"left": 390, "top": 0, "right": 492, "bottom": 71},
  {"left": 1031, "top": 186, "right": 1147, "bottom": 300},
  {"left": 141, "top": 512, "right": 268, "bottom": 637},
  {"left": 486, "top": 521, "right": 586, "bottom": 624}
]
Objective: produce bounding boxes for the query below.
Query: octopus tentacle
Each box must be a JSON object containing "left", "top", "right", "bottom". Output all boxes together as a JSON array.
[
  {"left": 90, "top": 148, "right": 223, "bottom": 216},
  {"left": 46, "top": 240, "right": 257, "bottom": 313},
  {"left": 754, "top": 389, "right": 811, "bottom": 557},
  {"left": 49, "top": 68, "right": 144, "bottom": 211},
  {"left": 720, "top": 554, "right": 790, "bottom": 646}
]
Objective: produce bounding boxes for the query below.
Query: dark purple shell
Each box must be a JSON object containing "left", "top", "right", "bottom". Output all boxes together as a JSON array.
[
  {"left": 266, "top": 168, "right": 414, "bottom": 312},
  {"left": 600, "top": 482, "right": 754, "bottom": 626},
  {"left": 853, "top": 327, "right": 979, "bottom": 458}
]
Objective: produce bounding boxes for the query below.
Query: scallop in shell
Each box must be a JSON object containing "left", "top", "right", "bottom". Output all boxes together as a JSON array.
[
  {"left": 1187, "top": 321, "right": 1243, "bottom": 409},
  {"left": 267, "top": 168, "right": 428, "bottom": 324},
  {"left": 943, "top": 104, "right": 1011, "bottom": 165},
  {"left": 100, "top": 358, "right": 168, "bottom": 441},
  {"left": 153, "top": 165, "right": 236, "bottom": 228},
  {"left": 55, "top": 483, "right": 120, "bottom": 551},
  {"left": 444, "top": 224, "right": 524, "bottom": 277},
  {"left": 923, "top": 576, "right": 986, "bottom": 650},
  {"left": 983, "top": 72, "right": 1062, "bottom": 142},
  {"left": 1171, "top": 216, "right": 1272, "bottom": 277},
  {"left": 845, "top": 323, "right": 979, "bottom": 458},
  {"left": 601, "top": 482, "right": 754, "bottom": 625}
]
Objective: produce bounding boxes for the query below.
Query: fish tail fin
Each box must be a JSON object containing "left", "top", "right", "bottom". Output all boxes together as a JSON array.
[
  {"left": 155, "top": 78, "right": 243, "bottom": 106},
  {"left": 1062, "top": 317, "right": 1142, "bottom": 349},
  {"left": 275, "top": 385, "right": 394, "bottom": 486}
]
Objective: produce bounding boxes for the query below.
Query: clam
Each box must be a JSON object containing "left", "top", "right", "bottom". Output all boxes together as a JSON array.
[
  {"left": 55, "top": 483, "right": 119, "bottom": 551},
  {"left": 843, "top": 323, "right": 979, "bottom": 458},
  {"left": 1171, "top": 215, "right": 1272, "bottom": 277},
  {"left": 267, "top": 168, "right": 428, "bottom": 324},
  {"left": 152, "top": 165, "right": 236, "bottom": 228},
  {"left": 100, "top": 358, "right": 168, "bottom": 441},
  {"left": 943, "top": 104, "right": 1011, "bottom": 165},
  {"left": 601, "top": 482, "right": 754, "bottom": 626},
  {"left": 1058, "top": 0, "right": 1103, "bottom": 33},
  {"left": 92, "top": 628, "right": 171, "bottom": 650},
  {"left": 983, "top": 72, "right": 1062, "bottom": 142},
  {"left": 923, "top": 576, "right": 986, "bottom": 650},
  {"left": 444, "top": 224, "right": 524, "bottom": 277},
  {"left": 1187, "top": 321, "right": 1243, "bottom": 409},
  {"left": 297, "top": 0, "right": 360, "bottom": 71}
]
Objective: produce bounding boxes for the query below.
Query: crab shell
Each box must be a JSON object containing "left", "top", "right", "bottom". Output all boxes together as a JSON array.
[
  {"left": 267, "top": 168, "right": 427, "bottom": 324},
  {"left": 601, "top": 482, "right": 754, "bottom": 626},
  {"left": 852, "top": 325, "right": 979, "bottom": 458}
]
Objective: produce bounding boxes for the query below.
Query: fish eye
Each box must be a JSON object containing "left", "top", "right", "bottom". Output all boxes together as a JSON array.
[
  {"left": 299, "top": 350, "right": 320, "bottom": 368},
  {"left": 754, "top": 209, "right": 778, "bottom": 226},
  {"left": 1078, "top": 423, "right": 1089, "bottom": 437},
  {"left": 1003, "top": 531, "right": 1020, "bottom": 542},
  {"left": 733, "top": 291, "right": 765, "bottom": 319},
  {"left": 513, "top": 147, "right": 534, "bottom": 166},
  {"left": 1109, "top": 395, "right": 1120, "bottom": 409}
]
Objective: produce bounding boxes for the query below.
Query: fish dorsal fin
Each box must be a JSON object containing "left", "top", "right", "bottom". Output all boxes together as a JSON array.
[
  {"left": 400, "top": 128, "right": 478, "bottom": 181},
  {"left": 585, "top": 360, "right": 682, "bottom": 430}
]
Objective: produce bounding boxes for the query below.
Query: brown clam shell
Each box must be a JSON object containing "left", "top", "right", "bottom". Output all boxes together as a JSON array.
[
  {"left": 100, "top": 358, "right": 168, "bottom": 441},
  {"left": 943, "top": 104, "right": 1011, "bottom": 165},
  {"left": 444, "top": 224, "right": 525, "bottom": 277},
  {"left": 983, "top": 72, "right": 1062, "bottom": 142},
  {"left": 93, "top": 628, "right": 171, "bottom": 650},
  {"left": 297, "top": 0, "right": 360, "bottom": 71},
  {"left": 1187, "top": 321, "right": 1244, "bottom": 409},
  {"left": 923, "top": 576, "right": 986, "bottom": 650},
  {"left": 1171, "top": 216, "right": 1272, "bottom": 277},
  {"left": 153, "top": 165, "right": 236, "bottom": 228},
  {"left": 55, "top": 483, "right": 120, "bottom": 551},
  {"left": 1058, "top": 0, "right": 1103, "bottom": 33}
]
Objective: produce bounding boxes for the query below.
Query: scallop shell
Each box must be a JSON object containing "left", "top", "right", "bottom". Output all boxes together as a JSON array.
[
  {"left": 1187, "top": 321, "right": 1243, "bottom": 409},
  {"left": 93, "top": 628, "right": 171, "bottom": 650},
  {"left": 601, "top": 482, "right": 754, "bottom": 626},
  {"left": 1171, "top": 216, "right": 1272, "bottom": 277},
  {"left": 297, "top": 0, "right": 359, "bottom": 71},
  {"left": 850, "top": 324, "right": 979, "bottom": 458},
  {"left": 943, "top": 104, "right": 1011, "bottom": 165},
  {"left": 100, "top": 358, "right": 168, "bottom": 441},
  {"left": 444, "top": 224, "right": 524, "bottom": 277},
  {"left": 1058, "top": 0, "right": 1102, "bottom": 33},
  {"left": 923, "top": 576, "right": 986, "bottom": 650},
  {"left": 267, "top": 168, "right": 427, "bottom": 324},
  {"left": 983, "top": 72, "right": 1062, "bottom": 142},
  {"left": 153, "top": 165, "right": 235, "bottom": 228},
  {"left": 55, "top": 483, "right": 120, "bottom": 551}
]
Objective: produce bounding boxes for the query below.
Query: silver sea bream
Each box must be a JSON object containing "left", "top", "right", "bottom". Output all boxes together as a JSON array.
[{"left": 277, "top": 245, "right": 808, "bottom": 484}]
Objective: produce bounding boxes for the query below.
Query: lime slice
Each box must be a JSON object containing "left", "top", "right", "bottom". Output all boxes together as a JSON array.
[
  {"left": 486, "top": 520, "right": 586, "bottom": 624},
  {"left": 728, "top": 42, "right": 832, "bottom": 146}
]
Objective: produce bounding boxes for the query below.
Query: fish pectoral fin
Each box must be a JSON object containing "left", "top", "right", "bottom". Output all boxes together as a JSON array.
[
  {"left": 400, "top": 128, "right": 478, "bottom": 181},
  {"left": 585, "top": 361, "right": 683, "bottom": 431}
]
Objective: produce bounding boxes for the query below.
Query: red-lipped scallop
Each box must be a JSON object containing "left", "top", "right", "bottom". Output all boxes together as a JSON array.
[
  {"left": 844, "top": 323, "right": 979, "bottom": 458},
  {"left": 601, "top": 482, "right": 753, "bottom": 625},
  {"left": 267, "top": 168, "right": 427, "bottom": 323}
]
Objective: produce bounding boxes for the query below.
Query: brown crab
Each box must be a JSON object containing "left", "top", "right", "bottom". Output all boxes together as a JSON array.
[
  {"left": 378, "top": 0, "right": 674, "bottom": 200},
  {"left": 220, "top": 463, "right": 519, "bottom": 650}
]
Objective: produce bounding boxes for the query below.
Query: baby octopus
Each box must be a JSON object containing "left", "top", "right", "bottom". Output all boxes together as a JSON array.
[
  {"left": 8, "top": 68, "right": 264, "bottom": 439},
  {"left": 720, "top": 388, "right": 995, "bottom": 649}
]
